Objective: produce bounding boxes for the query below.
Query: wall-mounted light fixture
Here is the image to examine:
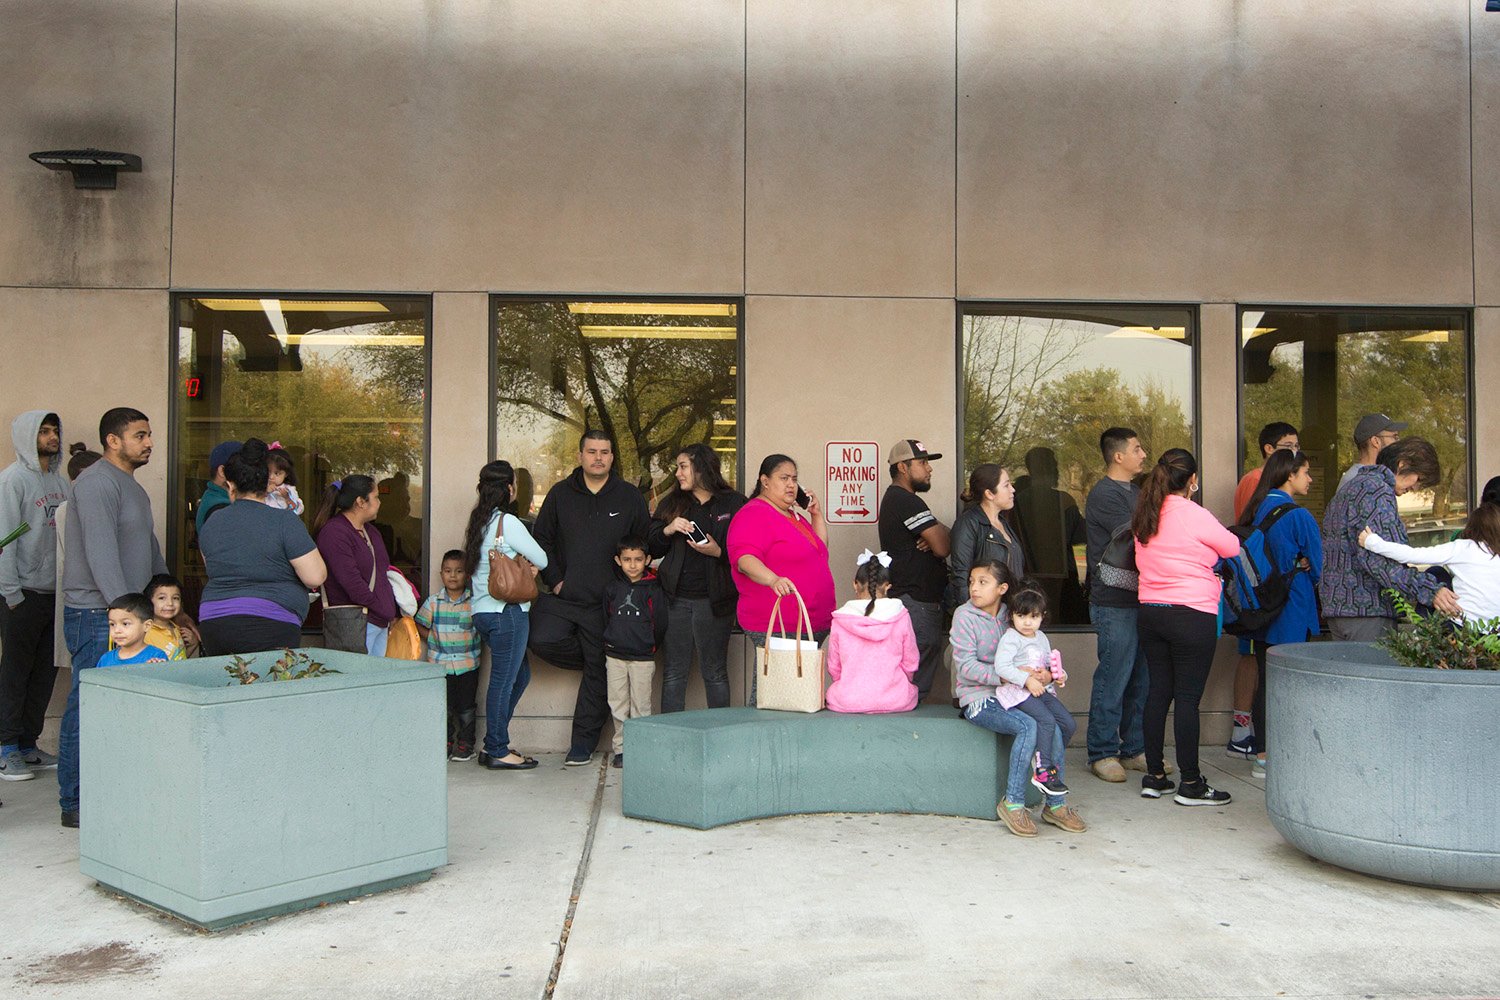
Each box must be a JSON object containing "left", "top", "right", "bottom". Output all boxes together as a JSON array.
[{"left": 29, "top": 148, "right": 142, "bottom": 190}]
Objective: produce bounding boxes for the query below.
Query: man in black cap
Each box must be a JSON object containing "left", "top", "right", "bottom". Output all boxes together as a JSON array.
[
  {"left": 1335, "top": 414, "right": 1406, "bottom": 495},
  {"left": 878, "top": 439, "right": 950, "bottom": 701}
]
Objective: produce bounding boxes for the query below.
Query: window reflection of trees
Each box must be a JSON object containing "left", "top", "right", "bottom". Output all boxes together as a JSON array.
[
  {"left": 173, "top": 298, "right": 429, "bottom": 603},
  {"left": 960, "top": 309, "right": 1196, "bottom": 626},
  {"left": 1241, "top": 311, "right": 1470, "bottom": 540},
  {"left": 494, "top": 301, "right": 739, "bottom": 509}
]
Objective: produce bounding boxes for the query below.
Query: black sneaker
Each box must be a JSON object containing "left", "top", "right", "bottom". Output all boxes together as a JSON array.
[
  {"left": 449, "top": 741, "right": 475, "bottom": 763},
  {"left": 61, "top": 810, "right": 79, "bottom": 829},
  {"left": 1031, "top": 767, "right": 1068, "bottom": 796},
  {"left": 564, "top": 747, "right": 592, "bottom": 767},
  {"left": 611, "top": 753, "right": 623, "bottom": 769},
  {"left": 1140, "top": 774, "right": 1175, "bottom": 799},
  {"left": 1174, "top": 779, "right": 1232, "bottom": 806}
]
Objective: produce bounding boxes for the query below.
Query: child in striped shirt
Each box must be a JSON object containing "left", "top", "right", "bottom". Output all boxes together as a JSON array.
[{"left": 415, "top": 550, "right": 482, "bottom": 762}]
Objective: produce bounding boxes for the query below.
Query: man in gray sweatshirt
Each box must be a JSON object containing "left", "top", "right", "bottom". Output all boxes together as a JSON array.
[
  {"left": 0, "top": 411, "right": 69, "bottom": 782},
  {"left": 57, "top": 407, "right": 166, "bottom": 828}
]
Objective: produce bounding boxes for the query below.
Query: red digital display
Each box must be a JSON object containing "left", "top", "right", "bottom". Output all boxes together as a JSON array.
[{"left": 186, "top": 377, "right": 201, "bottom": 399}]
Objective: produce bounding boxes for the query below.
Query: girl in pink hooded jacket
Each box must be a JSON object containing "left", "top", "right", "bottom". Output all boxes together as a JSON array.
[{"left": 825, "top": 550, "right": 919, "bottom": 714}]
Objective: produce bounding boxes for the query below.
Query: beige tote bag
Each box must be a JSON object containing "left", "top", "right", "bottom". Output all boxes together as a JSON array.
[{"left": 756, "top": 588, "right": 825, "bottom": 713}]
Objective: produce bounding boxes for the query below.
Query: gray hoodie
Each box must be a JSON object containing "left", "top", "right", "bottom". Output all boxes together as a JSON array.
[{"left": 0, "top": 411, "right": 69, "bottom": 606}]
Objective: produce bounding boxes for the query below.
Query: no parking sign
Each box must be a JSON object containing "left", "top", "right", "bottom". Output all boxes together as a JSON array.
[{"left": 824, "top": 442, "right": 879, "bottom": 524}]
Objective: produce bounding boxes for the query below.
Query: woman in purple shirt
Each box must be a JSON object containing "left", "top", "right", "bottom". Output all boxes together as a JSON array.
[
  {"left": 314, "top": 475, "right": 399, "bottom": 656},
  {"left": 199, "top": 439, "right": 328, "bottom": 655}
]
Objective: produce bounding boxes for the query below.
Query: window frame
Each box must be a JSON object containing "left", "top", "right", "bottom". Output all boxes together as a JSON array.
[
  {"left": 487, "top": 293, "right": 747, "bottom": 496},
  {"left": 955, "top": 300, "right": 1203, "bottom": 632},
  {"left": 166, "top": 291, "right": 435, "bottom": 596},
  {"left": 1234, "top": 303, "right": 1476, "bottom": 511}
]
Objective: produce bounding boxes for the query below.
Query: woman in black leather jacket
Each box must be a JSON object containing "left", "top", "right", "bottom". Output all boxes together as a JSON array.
[{"left": 947, "top": 463, "right": 1027, "bottom": 609}]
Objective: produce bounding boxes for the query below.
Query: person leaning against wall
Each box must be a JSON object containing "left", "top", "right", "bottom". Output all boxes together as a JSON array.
[
  {"left": 647, "top": 443, "right": 746, "bottom": 713},
  {"left": 0, "top": 411, "right": 68, "bottom": 784},
  {"left": 877, "top": 439, "right": 951, "bottom": 703},
  {"left": 946, "top": 463, "right": 1026, "bottom": 610},
  {"left": 58, "top": 407, "right": 168, "bottom": 830},
  {"left": 527, "top": 430, "right": 650, "bottom": 767},
  {"left": 314, "top": 475, "right": 399, "bottom": 656},
  {"left": 1319, "top": 437, "right": 1462, "bottom": 641},
  {"left": 198, "top": 439, "right": 328, "bottom": 655},
  {"left": 726, "top": 453, "right": 836, "bottom": 707}
]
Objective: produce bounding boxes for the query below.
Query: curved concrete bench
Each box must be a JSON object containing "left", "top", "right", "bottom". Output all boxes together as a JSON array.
[{"left": 620, "top": 705, "right": 1039, "bottom": 830}]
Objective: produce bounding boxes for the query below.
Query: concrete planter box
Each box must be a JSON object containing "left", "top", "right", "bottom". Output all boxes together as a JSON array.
[
  {"left": 80, "top": 651, "right": 448, "bottom": 929},
  {"left": 1266, "top": 642, "right": 1500, "bottom": 891}
]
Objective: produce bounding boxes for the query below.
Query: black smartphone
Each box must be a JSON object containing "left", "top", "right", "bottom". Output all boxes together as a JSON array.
[{"left": 795, "top": 487, "right": 810, "bottom": 509}]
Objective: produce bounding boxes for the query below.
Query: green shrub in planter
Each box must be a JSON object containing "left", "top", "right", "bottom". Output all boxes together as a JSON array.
[{"left": 1379, "top": 591, "right": 1500, "bottom": 671}]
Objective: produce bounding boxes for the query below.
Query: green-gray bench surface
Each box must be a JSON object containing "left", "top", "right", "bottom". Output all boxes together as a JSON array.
[{"left": 621, "top": 704, "right": 1038, "bottom": 830}]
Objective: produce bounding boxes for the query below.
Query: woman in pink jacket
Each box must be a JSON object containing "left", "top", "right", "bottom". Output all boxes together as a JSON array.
[
  {"left": 1132, "top": 448, "right": 1240, "bottom": 807},
  {"left": 825, "top": 550, "right": 918, "bottom": 714}
]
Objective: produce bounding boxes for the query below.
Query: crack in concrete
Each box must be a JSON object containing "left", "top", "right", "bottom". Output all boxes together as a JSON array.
[{"left": 543, "top": 756, "right": 609, "bottom": 999}]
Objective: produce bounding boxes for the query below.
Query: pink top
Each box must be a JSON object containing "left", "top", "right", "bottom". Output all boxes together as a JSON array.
[
  {"left": 1134, "top": 494, "right": 1240, "bottom": 614},
  {"left": 727, "top": 497, "right": 836, "bottom": 633},
  {"left": 824, "top": 598, "right": 919, "bottom": 714}
]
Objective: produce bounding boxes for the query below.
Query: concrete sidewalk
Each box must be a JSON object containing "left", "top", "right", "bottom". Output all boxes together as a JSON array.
[{"left": 3, "top": 750, "right": 1498, "bottom": 999}]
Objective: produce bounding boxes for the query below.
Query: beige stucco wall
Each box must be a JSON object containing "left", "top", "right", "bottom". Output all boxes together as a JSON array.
[{"left": 4, "top": 0, "right": 1494, "bottom": 752}]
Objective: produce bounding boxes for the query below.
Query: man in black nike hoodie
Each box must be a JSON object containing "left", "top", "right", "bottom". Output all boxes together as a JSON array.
[{"left": 529, "top": 430, "right": 650, "bottom": 765}]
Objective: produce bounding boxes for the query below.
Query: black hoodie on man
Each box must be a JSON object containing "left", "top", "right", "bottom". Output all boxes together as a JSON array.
[{"left": 532, "top": 467, "right": 650, "bottom": 608}]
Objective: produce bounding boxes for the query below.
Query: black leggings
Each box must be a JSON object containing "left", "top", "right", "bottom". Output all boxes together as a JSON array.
[
  {"left": 199, "top": 615, "right": 303, "bottom": 656},
  {"left": 1014, "top": 692, "right": 1077, "bottom": 770},
  {"left": 1251, "top": 643, "right": 1274, "bottom": 755},
  {"left": 1138, "top": 604, "right": 1218, "bottom": 783}
]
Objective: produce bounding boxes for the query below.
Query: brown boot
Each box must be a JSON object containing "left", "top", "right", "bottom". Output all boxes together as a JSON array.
[
  {"left": 1122, "top": 753, "right": 1174, "bottom": 775},
  {"left": 1090, "top": 757, "right": 1126, "bottom": 782}
]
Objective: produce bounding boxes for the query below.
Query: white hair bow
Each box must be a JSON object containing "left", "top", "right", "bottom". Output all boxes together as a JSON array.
[{"left": 857, "top": 548, "right": 892, "bottom": 569}]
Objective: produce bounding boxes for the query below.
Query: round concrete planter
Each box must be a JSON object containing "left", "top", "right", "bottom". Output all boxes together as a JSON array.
[{"left": 1266, "top": 642, "right": 1500, "bottom": 890}]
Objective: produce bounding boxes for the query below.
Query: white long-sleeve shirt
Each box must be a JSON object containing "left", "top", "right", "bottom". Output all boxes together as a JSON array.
[{"left": 1361, "top": 532, "right": 1500, "bottom": 623}]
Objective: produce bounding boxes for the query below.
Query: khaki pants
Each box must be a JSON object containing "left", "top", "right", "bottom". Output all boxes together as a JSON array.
[{"left": 606, "top": 655, "right": 655, "bottom": 755}]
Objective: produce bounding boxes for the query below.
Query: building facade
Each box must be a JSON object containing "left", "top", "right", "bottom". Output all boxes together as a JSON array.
[{"left": 3, "top": 1, "right": 1495, "bottom": 748}]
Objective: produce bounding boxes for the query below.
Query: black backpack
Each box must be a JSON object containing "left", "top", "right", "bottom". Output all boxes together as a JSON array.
[{"left": 1093, "top": 522, "right": 1139, "bottom": 593}]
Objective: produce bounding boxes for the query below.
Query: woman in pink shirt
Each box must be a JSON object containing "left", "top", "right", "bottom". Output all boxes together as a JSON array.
[
  {"left": 727, "top": 454, "right": 836, "bottom": 705},
  {"left": 1132, "top": 448, "right": 1240, "bottom": 807}
]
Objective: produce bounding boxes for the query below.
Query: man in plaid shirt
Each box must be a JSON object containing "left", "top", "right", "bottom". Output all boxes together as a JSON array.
[{"left": 415, "top": 550, "right": 482, "bottom": 761}]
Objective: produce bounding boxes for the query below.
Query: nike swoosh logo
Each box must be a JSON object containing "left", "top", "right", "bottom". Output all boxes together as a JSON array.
[{"left": 608, "top": 512, "right": 620, "bottom": 517}]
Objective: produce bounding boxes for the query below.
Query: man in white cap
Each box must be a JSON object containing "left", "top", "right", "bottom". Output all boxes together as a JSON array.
[
  {"left": 1335, "top": 413, "right": 1406, "bottom": 494},
  {"left": 878, "top": 439, "right": 950, "bottom": 701}
]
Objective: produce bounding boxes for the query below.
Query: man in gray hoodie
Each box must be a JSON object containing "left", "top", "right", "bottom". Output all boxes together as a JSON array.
[
  {"left": 0, "top": 412, "right": 69, "bottom": 782},
  {"left": 57, "top": 407, "right": 166, "bottom": 828}
]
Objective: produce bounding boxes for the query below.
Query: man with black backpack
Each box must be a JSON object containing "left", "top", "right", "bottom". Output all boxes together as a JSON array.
[{"left": 1083, "top": 427, "right": 1155, "bottom": 784}]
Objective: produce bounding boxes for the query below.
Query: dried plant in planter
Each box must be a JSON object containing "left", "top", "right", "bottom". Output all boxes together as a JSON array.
[
  {"left": 1379, "top": 591, "right": 1500, "bottom": 671},
  {"left": 224, "top": 649, "right": 341, "bottom": 686}
]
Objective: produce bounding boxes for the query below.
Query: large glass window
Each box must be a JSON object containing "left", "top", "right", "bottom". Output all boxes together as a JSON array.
[
  {"left": 172, "top": 295, "right": 429, "bottom": 607},
  {"left": 960, "top": 304, "right": 1198, "bottom": 626},
  {"left": 1240, "top": 308, "right": 1471, "bottom": 540},
  {"left": 492, "top": 298, "right": 741, "bottom": 511}
]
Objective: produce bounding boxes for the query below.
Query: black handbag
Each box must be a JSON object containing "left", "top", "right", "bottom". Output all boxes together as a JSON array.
[
  {"left": 320, "top": 529, "right": 378, "bottom": 653},
  {"left": 1094, "top": 522, "right": 1139, "bottom": 592}
]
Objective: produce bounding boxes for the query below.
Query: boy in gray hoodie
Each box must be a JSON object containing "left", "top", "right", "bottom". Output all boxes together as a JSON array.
[{"left": 0, "top": 411, "right": 69, "bottom": 781}]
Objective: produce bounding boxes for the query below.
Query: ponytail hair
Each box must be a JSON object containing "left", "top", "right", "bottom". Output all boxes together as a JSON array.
[
  {"left": 750, "top": 454, "right": 796, "bottom": 498},
  {"left": 960, "top": 463, "right": 1003, "bottom": 505},
  {"left": 1237, "top": 449, "right": 1309, "bottom": 527},
  {"left": 1132, "top": 448, "right": 1198, "bottom": 544},
  {"left": 852, "top": 555, "right": 891, "bottom": 616},
  {"left": 224, "top": 437, "right": 271, "bottom": 496},
  {"left": 312, "top": 474, "right": 376, "bottom": 534},
  {"left": 463, "top": 461, "right": 516, "bottom": 577}
]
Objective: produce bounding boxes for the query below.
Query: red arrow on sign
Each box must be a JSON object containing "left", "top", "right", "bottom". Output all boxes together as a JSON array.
[{"left": 836, "top": 506, "right": 870, "bottom": 517}]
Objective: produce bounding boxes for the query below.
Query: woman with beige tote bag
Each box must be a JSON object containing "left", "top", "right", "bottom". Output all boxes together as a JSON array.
[{"left": 755, "top": 586, "right": 826, "bottom": 713}]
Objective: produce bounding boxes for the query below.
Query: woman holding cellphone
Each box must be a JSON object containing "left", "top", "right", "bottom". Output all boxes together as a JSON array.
[{"left": 648, "top": 444, "right": 747, "bottom": 713}]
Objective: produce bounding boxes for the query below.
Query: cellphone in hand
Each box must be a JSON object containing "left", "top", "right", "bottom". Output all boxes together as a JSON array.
[
  {"left": 795, "top": 487, "right": 810, "bottom": 509},
  {"left": 685, "top": 522, "right": 711, "bottom": 545}
]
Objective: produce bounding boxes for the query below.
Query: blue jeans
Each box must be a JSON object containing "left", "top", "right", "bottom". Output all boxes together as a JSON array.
[
  {"left": 1086, "top": 603, "right": 1149, "bottom": 763},
  {"left": 365, "top": 621, "right": 389, "bottom": 657},
  {"left": 963, "top": 697, "right": 1066, "bottom": 809},
  {"left": 59, "top": 606, "right": 110, "bottom": 813},
  {"left": 475, "top": 605, "right": 530, "bottom": 757}
]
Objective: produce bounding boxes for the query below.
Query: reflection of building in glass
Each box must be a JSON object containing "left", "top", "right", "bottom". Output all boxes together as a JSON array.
[
  {"left": 1240, "top": 309, "right": 1470, "bottom": 537},
  {"left": 171, "top": 296, "right": 429, "bottom": 608},
  {"left": 493, "top": 299, "right": 741, "bottom": 504}
]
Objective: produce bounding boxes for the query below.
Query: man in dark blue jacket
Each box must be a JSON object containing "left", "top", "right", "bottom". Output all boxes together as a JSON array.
[{"left": 529, "top": 430, "right": 650, "bottom": 765}]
